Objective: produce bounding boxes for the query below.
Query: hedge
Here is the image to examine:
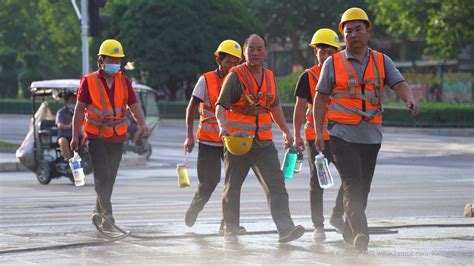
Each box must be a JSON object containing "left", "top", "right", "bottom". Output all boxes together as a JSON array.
[{"left": 1, "top": 99, "right": 473, "bottom": 128}]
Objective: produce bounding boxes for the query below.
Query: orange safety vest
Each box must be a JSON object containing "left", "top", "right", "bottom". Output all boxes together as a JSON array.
[
  {"left": 304, "top": 65, "right": 330, "bottom": 141},
  {"left": 226, "top": 64, "right": 276, "bottom": 141},
  {"left": 328, "top": 49, "right": 385, "bottom": 125},
  {"left": 83, "top": 71, "right": 129, "bottom": 138},
  {"left": 196, "top": 71, "right": 223, "bottom": 143}
]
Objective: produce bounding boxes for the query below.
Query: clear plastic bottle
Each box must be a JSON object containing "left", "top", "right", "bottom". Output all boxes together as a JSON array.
[
  {"left": 315, "top": 152, "right": 334, "bottom": 189},
  {"left": 176, "top": 163, "right": 190, "bottom": 188},
  {"left": 294, "top": 152, "right": 304, "bottom": 173},
  {"left": 281, "top": 146, "right": 297, "bottom": 180},
  {"left": 69, "top": 151, "right": 85, "bottom": 187}
]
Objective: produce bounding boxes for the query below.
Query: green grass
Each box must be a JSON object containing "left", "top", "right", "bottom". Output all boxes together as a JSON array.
[{"left": 0, "top": 141, "right": 19, "bottom": 149}]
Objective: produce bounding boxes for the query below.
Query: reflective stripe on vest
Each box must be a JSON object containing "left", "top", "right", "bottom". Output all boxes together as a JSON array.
[
  {"left": 196, "top": 71, "right": 223, "bottom": 143},
  {"left": 83, "top": 71, "right": 129, "bottom": 138},
  {"left": 226, "top": 64, "right": 276, "bottom": 141},
  {"left": 328, "top": 49, "right": 385, "bottom": 125},
  {"left": 304, "top": 66, "right": 330, "bottom": 140}
]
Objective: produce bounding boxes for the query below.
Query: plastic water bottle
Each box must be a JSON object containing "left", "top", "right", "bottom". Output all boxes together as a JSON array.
[
  {"left": 315, "top": 152, "right": 334, "bottom": 189},
  {"left": 69, "top": 151, "right": 85, "bottom": 187},
  {"left": 176, "top": 163, "right": 190, "bottom": 188},
  {"left": 281, "top": 146, "right": 297, "bottom": 180},
  {"left": 294, "top": 152, "right": 304, "bottom": 173}
]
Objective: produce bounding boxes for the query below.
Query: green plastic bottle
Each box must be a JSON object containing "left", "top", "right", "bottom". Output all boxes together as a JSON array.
[{"left": 281, "top": 146, "right": 297, "bottom": 180}]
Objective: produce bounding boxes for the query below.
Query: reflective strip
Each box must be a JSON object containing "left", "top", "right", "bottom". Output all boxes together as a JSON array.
[
  {"left": 332, "top": 91, "right": 379, "bottom": 105},
  {"left": 227, "top": 120, "right": 257, "bottom": 131},
  {"left": 201, "top": 108, "right": 215, "bottom": 117},
  {"left": 198, "top": 122, "right": 220, "bottom": 132},
  {"left": 307, "top": 68, "right": 319, "bottom": 81},
  {"left": 258, "top": 122, "right": 272, "bottom": 131},
  {"left": 115, "top": 108, "right": 124, "bottom": 115},
  {"left": 341, "top": 52, "right": 358, "bottom": 96},
  {"left": 86, "top": 106, "right": 113, "bottom": 115},
  {"left": 201, "top": 117, "right": 217, "bottom": 123},
  {"left": 330, "top": 102, "right": 379, "bottom": 119}
]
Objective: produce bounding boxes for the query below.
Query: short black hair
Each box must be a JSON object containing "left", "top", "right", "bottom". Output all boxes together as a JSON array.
[
  {"left": 217, "top": 52, "right": 230, "bottom": 61},
  {"left": 243, "top": 34, "right": 267, "bottom": 48},
  {"left": 64, "top": 93, "right": 76, "bottom": 102}
]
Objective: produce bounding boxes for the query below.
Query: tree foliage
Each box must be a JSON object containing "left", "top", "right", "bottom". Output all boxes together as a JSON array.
[
  {"left": 106, "top": 0, "right": 261, "bottom": 100},
  {"left": 366, "top": 0, "right": 474, "bottom": 59}
]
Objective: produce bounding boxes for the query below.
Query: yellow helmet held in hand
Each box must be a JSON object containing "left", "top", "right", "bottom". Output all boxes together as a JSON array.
[
  {"left": 338, "top": 7, "right": 371, "bottom": 33},
  {"left": 309, "top": 28, "right": 340, "bottom": 49},
  {"left": 97, "top": 39, "right": 125, "bottom": 58},
  {"left": 223, "top": 132, "right": 254, "bottom": 155},
  {"left": 214, "top": 40, "right": 242, "bottom": 60}
]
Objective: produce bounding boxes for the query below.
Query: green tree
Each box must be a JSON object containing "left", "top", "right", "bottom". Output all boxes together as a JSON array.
[
  {"left": 106, "top": 0, "right": 261, "bottom": 100},
  {"left": 366, "top": 0, "right": 474, "bottom": 59},
  {"left": 253, "top": 0, "right": 367, "bottom": 67}
]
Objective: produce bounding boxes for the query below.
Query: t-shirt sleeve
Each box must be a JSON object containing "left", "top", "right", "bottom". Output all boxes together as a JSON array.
[
  {"left": 55, "top": 108, "right": 62, "bottom": 124},
  {"left": 316, "top": 57, "right": 335, "bottom": 95},
  {"left": 294, "top": 72, "right": 312, "bottom": 103},
  {"left": 125, "top": 76, "right": 138, "bottom": 106},
  {"left": 217, "top": 72, "right": 242, "bottom": 109},
  {"left": 383, "top": 54, "right": 405, "bottom": 88},
  {"left": 78, "top": 77, "right": 92, "bottom": 104},
  {"left": 191, "top": 76, "right": 207, "bottom": 102}
]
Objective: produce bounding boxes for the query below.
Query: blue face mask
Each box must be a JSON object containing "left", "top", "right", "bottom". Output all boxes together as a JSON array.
[
  {"left": 68, "top": 104, "right": 75, "bottom": 111},
  {"left": 104, "top": 63, "right": 121, "bottom": 75}
]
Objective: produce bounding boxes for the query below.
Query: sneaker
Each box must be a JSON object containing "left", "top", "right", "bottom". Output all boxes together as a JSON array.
[
  {"left": 223, "top": 231, "right": 238, "bottom": 243},
  {"left": 185, "top": 205, "right": 200, "bottom": 227},
  {"left": 353, "top": 233, "right": 369, "bottom": 252},
  {"left": 278, "top": 225, "right": 305, "bottom": 243},
  {"left": 218, "top": 220, "right": 247, "bottom": 235},
  {"left": 312, "top": 226, "right": 326, "bottom": 242},
  {"left": 330, "top": 216, "right": 345, "bottom": 234}
]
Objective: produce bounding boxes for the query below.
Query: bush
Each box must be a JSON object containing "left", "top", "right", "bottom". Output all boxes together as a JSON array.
[{"left": 276, "top": 72, "right": 301, "bottom": 104}]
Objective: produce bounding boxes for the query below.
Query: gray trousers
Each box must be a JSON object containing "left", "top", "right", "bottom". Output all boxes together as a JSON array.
[
  {"left": 222, "top": 142, "right": 295, "bottom": 234},
  {"left": 189, "top": 143, "right": 224, "bottom": 210}
]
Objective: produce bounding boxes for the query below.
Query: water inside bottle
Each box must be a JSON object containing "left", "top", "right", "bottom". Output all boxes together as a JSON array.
[
  {"left": 69, "top": 152, "right": 85, "bottom": 187},
  {"left": 281, "top": 147, "right": 297, "bottom": 180},
  {"left": 315, "top": 152, "right": 334, "bottom": 189},
  {"left": 176, "top": 163, "right": 190, "bottom": 188}
]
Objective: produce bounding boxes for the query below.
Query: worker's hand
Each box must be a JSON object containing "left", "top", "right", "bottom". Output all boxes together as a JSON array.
[
  {"left": 315, "top": 134, "right": 325, "bottom": 153},
  {"left": 70, "top": 137, "right": 80, "bottom": 152},
  {"left": 283, "top": 132, "right": 294, "bottom": 149},
  {"left": 293, "top": 134, "right": 305, "bottom": 153},
  {"left": 140, "top": 123, "right": 150, "bottom": 138},
  {"left": 406, "top": 99, "right": 419, "bottom": 116},
  {"left": 184, "top": 137, "right": 195, "bottom": 153},
  {"left": 219, "top": 126, "right": 229, "bottom": 139}
]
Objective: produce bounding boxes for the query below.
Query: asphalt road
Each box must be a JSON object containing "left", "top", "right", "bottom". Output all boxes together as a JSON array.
[{"left": 0, "top": 115, "right": 473, "bottom": 264}]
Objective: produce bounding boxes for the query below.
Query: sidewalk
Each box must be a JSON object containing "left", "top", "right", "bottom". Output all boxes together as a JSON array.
[{"left": 0, "top": 152, "right": 146, "bottom": 173}]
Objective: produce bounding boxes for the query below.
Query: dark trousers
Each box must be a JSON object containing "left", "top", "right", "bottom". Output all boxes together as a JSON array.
[
  {"left": 189, "top": 143, "right": 224, "bottom": 210},
  {"left": 330, "top": 136, "right": 380, "bottom": 242},
  {"left": 87, "top": 139, "right": 123, "bottom": 223},
  {"left": 222, "top": 143, "right": 295, "bottom": 234},
  {"left": 306, "top": 140, "right": 344, "bottom": 228}
]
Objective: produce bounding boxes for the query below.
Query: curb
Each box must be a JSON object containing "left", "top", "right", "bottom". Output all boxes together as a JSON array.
[{"left": 0, "top": 154, "right": 147, "bottom": 173}]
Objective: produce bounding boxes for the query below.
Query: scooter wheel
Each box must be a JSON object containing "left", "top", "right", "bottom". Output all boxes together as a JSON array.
[{"left": 36, "top": 161, "right": 52, "bottom": 185}]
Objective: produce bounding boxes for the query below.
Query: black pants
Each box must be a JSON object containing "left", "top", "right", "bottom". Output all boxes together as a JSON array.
[
  {"left": 189, "top": 143, "right": 224, "bottom": 210},
  {"left": 222, "top": 143, "right": 295, "bottom": 234},
  {"left": 87, "top": 139, "right": 123, "bottom": 224},
  {"left": 306, "top": 140, "right": 344, "bottom": 228},
  {"left": 330, "top": 136, "right": 381, "bottom": 243}
]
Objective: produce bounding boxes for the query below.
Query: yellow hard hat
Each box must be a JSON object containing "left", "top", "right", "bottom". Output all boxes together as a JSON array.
[
  {"left": 214, "top": 40, "right": 242, "bottom": 60},
  {"left": 309, "top": 28, "right": 340, "bottom": 49},
  {"left": 97, "top": 39, "right": 125, "bottom": 58},
  {"left": 223, "top": 132, "right": 254, "bottom": 155},
  {"left": 338, "top": 7, "right": 371, "bottom": 33}
]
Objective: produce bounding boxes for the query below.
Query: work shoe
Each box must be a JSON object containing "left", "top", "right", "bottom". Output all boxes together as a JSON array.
[
  {"left": 312, "top": 226, "right": 326, "bottom": 242},
  {"left": 223, "top": 231, "right": 238, "bottom": 243},
  {"left": 185, "top": 205, "right": 201, "bottom": 227},
  {"left": 278, "top": 225, "right": 305, "bottom": 243},
  {"left": 218, "top": 220, "right": 247, "bottom": 235},
  {"left": 353, "top": 233, "right": 369, "bottom": 252},
  {"left": 330, "top": 216, "right": 345, "bottom": 234}
]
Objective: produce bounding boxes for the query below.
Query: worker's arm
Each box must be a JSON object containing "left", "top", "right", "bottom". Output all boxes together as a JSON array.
[
  {"left": 293, "top": 96, "right": 307, "bottom": 152},
  {"left": 184, "top": 98, "right": 199, "bottom": 153},
  {"left": 129, "top": 103, "right": 149, "bottom": 138},
  {"left": 271, "top": 104, "right": 293, "bottom": 149},
  {"left": 70, "top": 102, "right": 86, "bottom": 151},
  {"left": 215, "top": 105, "right": 229, "bottom": 138},
  {"left": 313, "top": 92, "right": 331, "bottom": 152},
  {"left": 392, "top": 81, "right": 419, "bottom": 115}
]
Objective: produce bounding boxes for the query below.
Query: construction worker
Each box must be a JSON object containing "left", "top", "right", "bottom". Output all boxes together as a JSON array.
[
  {"left": 183, "top": 40, "right": 246, "bottom": 233},
  {"left": 71, "top": 39, "right": 149, "bottom": 231},
  {"left": 292, "top": 28, "right": 344, "bottom": 242},
  {"left": 313, "top": 8, "right": 419, "bottom": 251},
  {"left": 215, "top": 34, "right": 305, "bottom": 243}
]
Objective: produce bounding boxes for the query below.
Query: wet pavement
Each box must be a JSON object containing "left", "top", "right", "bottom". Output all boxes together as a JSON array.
[{"left": 0, "top": 116, "right": 473, "bottom": 264}]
